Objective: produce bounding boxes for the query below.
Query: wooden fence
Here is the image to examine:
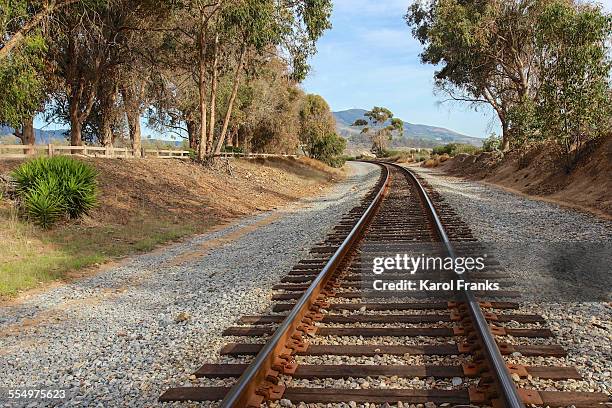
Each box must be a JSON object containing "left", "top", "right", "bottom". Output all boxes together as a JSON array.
[
  {"left": 0, "top": 144, "right": 190, "bottom": 159},
  {"left": 0, "top": 144, "right": 298, "bottom": 160}
]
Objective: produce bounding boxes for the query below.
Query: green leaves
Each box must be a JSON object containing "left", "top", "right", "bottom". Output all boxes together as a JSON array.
[
  {"left": 23, "top": 176, "right": 65, "bottom": 229},
  {"left": 219, "top": 0, "right": 331, "bottom": 82},
  {"left": 482, "top": 134, "right": 501, "bottom": 152},
  {"left": 0, "top": 33, "right": 46, "bottom": 127},
  {"left": 12, "top": 157, "right": 98, "bottom": 228},
  {"left": 360, "top": 106, "right": 404, "bottom": 156},
  {"left": 407, "top": 0, "right": 611, "bottom": 156},
  {"left": 389, "top": 118, "right": 404, "bottom": 133},
  {"left": 535, "top": 1, "right": 611, "bottom": 156},
  {"left": 298, "top": 93, "right": 345, "bottom": 165},
  {"left": 364, "top": 107, "right": 394, "bottom": 125},
  {"left": 309, "top": 132, "right": 347, "bottom": 167}
]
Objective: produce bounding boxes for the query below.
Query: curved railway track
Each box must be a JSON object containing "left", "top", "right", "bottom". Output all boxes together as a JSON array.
[{"left": 160, "top": 162, "right": 609, "bottom": 408}]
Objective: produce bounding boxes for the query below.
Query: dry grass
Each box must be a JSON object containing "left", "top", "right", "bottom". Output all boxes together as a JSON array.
[
  {"left": 0, "top": 196, "right": 210, "bottom": 298},
  {"left": 0, "top": 156, "right": 341, "bottom": 298},
  {"left": 438, "top": 154, "right": 451, "bottom": 163},
  {"left": 423, "top": 158, "right": 440, "bottom": 168}
]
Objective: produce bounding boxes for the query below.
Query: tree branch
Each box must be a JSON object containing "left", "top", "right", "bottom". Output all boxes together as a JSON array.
[{"left": 0, "top": 0, "right": 81, "bottom": 60}]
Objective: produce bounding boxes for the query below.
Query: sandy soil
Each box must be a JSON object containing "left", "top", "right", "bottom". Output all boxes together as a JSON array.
[
  {"left": 438, "top": 136, "right": 611, "bottom": 219},
  {"left": 0, "top": 156, "right": 344, "bottom": 226}
]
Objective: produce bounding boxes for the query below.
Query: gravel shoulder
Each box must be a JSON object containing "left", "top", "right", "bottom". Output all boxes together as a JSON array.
[
  {"left": 0, "top": 161, "right": 380, "bottom": 407},
  {"left": 409, "top": 166, "right": 612, "bottom": 396}
]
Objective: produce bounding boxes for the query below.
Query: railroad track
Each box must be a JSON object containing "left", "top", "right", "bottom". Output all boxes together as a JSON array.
[{"left": 159, "top": 163, "right": 609, "bottom": 408}]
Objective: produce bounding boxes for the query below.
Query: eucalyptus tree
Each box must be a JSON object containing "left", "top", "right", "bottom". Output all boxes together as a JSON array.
[
  {"left": 0, "top": 2, "right": 53, "bottom": 146},
  {"left": 406, "top": 0, "right": 545, "bottom": 150},
  {"left": 210, "top": 0, "right": 334, "bottom": 157},
  {"left": 45, "top": 0, "right": 176, "bottom": 147},
  {"left": 360, "top": 106, "right": 404, "bottom": 155},
  {"left": 0, "top": 0, "right": 83, "bottom": 61},
  {"left": 534, "top": 1, "right": 611, "bottom": 167},
  {"left": 298, "top": 93, "right": 336, "bottom": 157},
  {"left": 179, "top": 0, "right": 332, "bottom": 160},
  {"left": 0, "top": 34, "right": 44, "bottom": 146},
  {"left": 45, "top": 1, "right": 116, "bottom": 146},
  {"left": 406, "top": 0, "right": 610, "bottom": 154}
]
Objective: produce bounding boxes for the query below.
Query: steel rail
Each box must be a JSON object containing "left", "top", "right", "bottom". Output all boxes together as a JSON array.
[
  {"left": 219, "top": 164, "right": 391, "bottom": 408},
  {"left": 394, "top": 163, "right": 525, "bottom": 408}
]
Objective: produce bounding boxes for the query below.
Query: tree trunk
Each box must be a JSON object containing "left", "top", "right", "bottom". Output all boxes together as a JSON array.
[
  {"left": 226, "top": 126, "right": 236, "bottom": 147},
  {"left": 100, "top": 117, "right": 113, "bottom": 147},
  {"left": 66, "top": 33, "right": 99, "bottom": 148},
  {"left": 125, "top": 104, "right": 141, "bottom": 157},
  {"left": 196, "top": 12, "right": 209, "bottom": 161},
  {"left": 187, "top": 119, "right": 198, "bottom": 150},
  {"left": 207, "top": 33, "right": 219, "bottom": 154},
  {"left": 501, "top": 119, "right": 510, "bottom": 151},
  {"left": 15, "top": 117, "right": 36, "bottom": 154},
  {"left": 121, "top": 87, "right": 142, "bottom": 157},
  {"left": 69, "top": 97, "right": 83, "bottom": 146},
  {"left": 213, "top": 46, "right": 246, "bottom": 155},
  {"left": 100, "top": 89, "right": 117, "bottom": 148}
]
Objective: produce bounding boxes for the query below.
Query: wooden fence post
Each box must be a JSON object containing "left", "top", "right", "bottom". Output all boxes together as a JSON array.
[{"left": 48, "top": 144, "right": 53, "bottom": 157}]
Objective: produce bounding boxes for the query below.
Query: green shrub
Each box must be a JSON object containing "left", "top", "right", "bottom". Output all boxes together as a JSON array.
[
  {"left": 455, "top": 144, "right": 480, "bottom": 155},
  {"left": 309, "top": 132, "right": 347, "bottom": 168},
  {"left": 12, "top": 157, "right": 98, "bottom": 227},
  {"left": 482, "top": 134, "right": 501, "bottom": 152},
  {"left": 432, "top": 143, "right": 480, "bottom": 156},
  {"left": 23, "top": 177, "right": 64, "bottom": 228}
]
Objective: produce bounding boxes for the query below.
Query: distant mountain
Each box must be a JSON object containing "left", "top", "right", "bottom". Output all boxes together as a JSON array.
[
  {"left": 0, "top": 125, "right": 67, "bottom": 144},
  {"left": 0, "top": 126, "right": 182, "bottom": 147},
  {"left": 333, "top": 109, "right": 482, "bottom": 149}
]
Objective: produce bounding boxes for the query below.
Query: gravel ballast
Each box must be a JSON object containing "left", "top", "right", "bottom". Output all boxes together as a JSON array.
[
  {"left": 0, "top": 162, "right": 380, "bottom": 407},
  {"left": 410, "top": 166, "right": 612, "bottom": 397}
]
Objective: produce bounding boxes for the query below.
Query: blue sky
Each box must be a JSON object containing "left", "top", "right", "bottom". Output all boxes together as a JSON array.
[{"left": 302, "top": 0, "right": 612, "bottom": 138}]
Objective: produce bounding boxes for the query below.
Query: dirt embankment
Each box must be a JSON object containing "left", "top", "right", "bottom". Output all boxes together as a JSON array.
[
  {"left": 0, "top": 156, "right": 342, "bottom": 225},
  {"left": 0, "top": 156, "right": 343, "bottom": 297},
  {"left": 438, "top": 137, "right": 611, "bottom": 219}
]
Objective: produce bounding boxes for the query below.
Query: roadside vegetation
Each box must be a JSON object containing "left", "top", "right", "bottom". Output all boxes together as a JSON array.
[
  {"left": 406, "top": 0, "right": 611, "bottom": 169},
  {"left": 0, "top": 156, "right": 342, "bottom": 297},
  {"left": 12, "top": 157, "right": 97, "bottom": 227},
  {"left": 299, "top": 94, "right": 348, "bottom": 167},
  {"left": 0, "top": 0, "right": 342, "bottom": 163},
  {"left": 0, "top": 0, "right": 350, "bottom": 297}
]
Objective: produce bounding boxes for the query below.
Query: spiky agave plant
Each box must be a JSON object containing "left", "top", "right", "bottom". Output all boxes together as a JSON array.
[
  {"left": 12, "top": 157, "right": 98, "bottom": 227},
  {"left": 23, "top": 176, "right": 64, "bottom": 228},
  {"left": 52, "top": 157, "right": 98, "bottom": 218}
]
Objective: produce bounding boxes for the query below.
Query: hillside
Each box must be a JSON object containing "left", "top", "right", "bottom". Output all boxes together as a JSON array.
[
  {"left": 334, "top": 109, "right": 483, "bottom": 149},
  {"left": 0, "top": 125, "right": 182, "bottom": 147},
  {"left": 0, "top": 156, "right": 342, "bottom": 297},
  {"left": 439, "top": 137, "right": 611, "bottom": 218},
  {"left": 0, "top": 125, "right": 67, "bottom": 144}
]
